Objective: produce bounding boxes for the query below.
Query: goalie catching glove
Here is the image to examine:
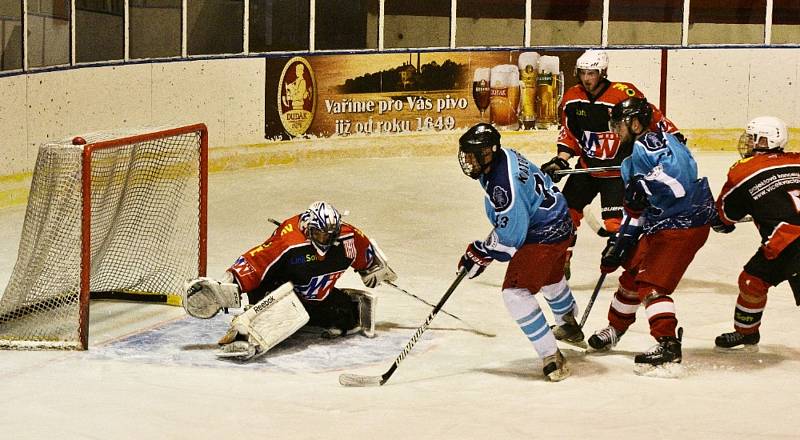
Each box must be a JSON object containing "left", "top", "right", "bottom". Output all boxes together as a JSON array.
[
  {"left": 458, "top": 241, "right": 493, "bottom": 279},
  {"left": 183, "top": 271, "right": 242, "bottom": 319},
  {"left": 358, "top": 238, "right": 398, "bottom": 288}
]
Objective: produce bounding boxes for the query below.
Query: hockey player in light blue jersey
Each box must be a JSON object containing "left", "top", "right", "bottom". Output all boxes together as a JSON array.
[
  {"left": 588, "top": 97, "right": 716, "bottom": 375},
  {"left": 456, "top": 123, "right": 585, "bottom": 382}
]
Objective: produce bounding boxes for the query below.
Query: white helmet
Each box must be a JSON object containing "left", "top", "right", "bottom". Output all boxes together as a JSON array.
[
  {"left": 738, "top": 116, "right": 788, "bottom": 158},
  {"left": 574, "top": 50, "right": 609, "bottom": 77},
  {"left": 299, "top": 201, "right": 342, "bottom": 255}
]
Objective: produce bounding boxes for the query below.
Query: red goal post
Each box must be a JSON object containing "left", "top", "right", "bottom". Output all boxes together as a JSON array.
[{"left": 0, "top": 123, "right": 208, "bottom": 350}]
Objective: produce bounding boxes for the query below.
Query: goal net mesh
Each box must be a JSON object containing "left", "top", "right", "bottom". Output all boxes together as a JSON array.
[{"left": 0, "top": 125, "right": 206, "bottom": 349}]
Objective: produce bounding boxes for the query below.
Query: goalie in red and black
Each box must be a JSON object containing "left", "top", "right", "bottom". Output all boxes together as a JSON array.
[
  {"left": 181, "top": 201, "right": 397, "bottom": 361},
  {"left": 713, "top": 116, "right": 800, "bottom": 352}
]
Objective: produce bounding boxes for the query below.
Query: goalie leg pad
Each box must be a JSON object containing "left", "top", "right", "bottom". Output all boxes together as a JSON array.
[
  {"left": 183, "top": 276, "right": 241, "bottom": 319},
  {"left": 219, "top": 283, "right": 309, "bottom": 360},
  {"left": 342, "top": 289, "right": 377, "bottom": 338}
]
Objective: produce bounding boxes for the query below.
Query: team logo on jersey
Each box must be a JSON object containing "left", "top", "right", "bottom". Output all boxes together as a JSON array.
[
  {"left": 295, "top": 271, "right": 344, "bottom": 300},
  {"left": 492, "top": 185, "right": 510, "bottom": 211},
  {"left": 640, "top": 132, "right": 666, "bottom": 151},
  {"left": 582, "top": 131, "right": 620, "bottom": 159},
  {"left": 231, "top": 256, "right": 256, "bottom": 279},
  {"left": 278, "top": 57, "right": 316, "bottom": 138}
]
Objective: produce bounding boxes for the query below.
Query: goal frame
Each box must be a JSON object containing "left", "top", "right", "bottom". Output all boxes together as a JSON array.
[{"left": 75, "top": 123, "right": 208, "bottom": 349}]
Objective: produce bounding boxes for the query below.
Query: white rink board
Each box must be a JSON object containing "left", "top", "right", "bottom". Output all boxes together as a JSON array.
[
  {"left": 667, "top": 48, "right": 800, "bottom": 128},
  {"left": 0, "top": 150, "right": 798, "bottom": 439},
  {"left": 1, "top": 48, "right": 799, "bottom": 179}
]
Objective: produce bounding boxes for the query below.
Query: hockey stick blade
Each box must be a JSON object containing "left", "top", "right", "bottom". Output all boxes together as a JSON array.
[{"left": 339, "top": 373, "right": 384, "bottom": 387}]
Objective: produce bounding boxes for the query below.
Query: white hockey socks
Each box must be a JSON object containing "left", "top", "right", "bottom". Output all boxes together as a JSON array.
[
  {"left": 540, "top": 277, "right": 579, "bottom": 326},
  {"left": 502, "top": 288, "right": 558, "bottom": 359}
]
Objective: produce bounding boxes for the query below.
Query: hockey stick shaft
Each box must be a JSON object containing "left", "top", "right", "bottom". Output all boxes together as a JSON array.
[
  {"left": 339, "top": 269, "right": 468, "bottom": 387},
  {"left": 579, "top": 273, "right": 607, "bottom": 329},
  {"left": 578, "top": 214, "right": 633, "bottom": 329},
  {"left": 386, "top": 281, "right": 495, "bottom": 337},
  {"left": 554, "top": 166, "right": 621, "bottom": 175}
]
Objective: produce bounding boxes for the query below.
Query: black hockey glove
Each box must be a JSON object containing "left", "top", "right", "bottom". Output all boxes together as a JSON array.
[
  {"left": 540, "top": 156, "right": 570, "bottom": 183},
  {"left": 600, "top": 227, "right": 639, "bottom": 274},
  {"left": 458, "top": 241, "right": 493, "bottom": 279},
  {"left": 710, "top": 213, "right": 736, "bottom": 234},
  {"left": 624, "top": 175, "right": 650, "bottom": 215},
  {"left": 712, "top": 221, "right": 736, "bottom": 234}
]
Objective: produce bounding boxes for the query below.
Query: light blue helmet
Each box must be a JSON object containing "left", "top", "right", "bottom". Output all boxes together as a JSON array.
[{"left": 299, "top": 201, "right": 342, "bottom": 254}]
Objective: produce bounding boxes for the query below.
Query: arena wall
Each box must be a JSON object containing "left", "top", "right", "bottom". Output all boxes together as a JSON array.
[{"left": 0, "top": 48, "right": 798, "bottom": 209}]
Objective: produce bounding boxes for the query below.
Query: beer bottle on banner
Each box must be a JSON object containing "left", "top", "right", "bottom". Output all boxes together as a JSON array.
[
  {"left": 518, "top": 52, "right": 540, "bottom": 130},
  {"left": 472, "top": 68, "right": 491, "bottom": 122},
  {"left": 535, "top": 56, "right": 562, "bottom": 129},
  {"left": 489, "top": 64, "right": 520, "bottom": 130}
]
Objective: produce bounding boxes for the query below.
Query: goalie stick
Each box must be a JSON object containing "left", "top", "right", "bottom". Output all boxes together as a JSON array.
[
  {"left": 339, "top": 268, "right": 468, "bottom": 387},
  {"left": 386, "top": 281, "right": 495, "bottom": 338}
]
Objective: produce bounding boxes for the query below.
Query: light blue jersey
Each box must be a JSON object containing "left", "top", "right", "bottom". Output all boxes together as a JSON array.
[
  {"left": 478, "top": 148, "right": 573, "bottom": 261},
  {"left": 621, "top": 130, "right": 716, "bottom": 234}
]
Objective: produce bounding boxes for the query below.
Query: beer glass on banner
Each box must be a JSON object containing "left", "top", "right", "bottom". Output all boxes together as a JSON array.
[
  {"left": 518, "top": 52, "right": 540, "bottom": 130},
  {"left": 489, "top": 64, "right": 520, "bottom": 130},
  {"left": 535, "top": 56, "right": 564, "bottom": 129},
  {"left": 472, "top": 68, "right": 491, "bottom": 121}
]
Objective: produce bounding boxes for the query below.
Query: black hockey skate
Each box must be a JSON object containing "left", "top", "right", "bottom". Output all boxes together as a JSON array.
[
  {"left": 633, "top": 328, "right": 683, "bottom": 377},
  {"left": 715, "top": 330, "right": 760, "bottom": 353},
  {"left": 551, "top": 312, "right": 587, "bottom": 349},
  {"left": 587, "top": 325, "right": 625, "bottom": 352},
  {"left": 542, "top": 349, "right": 570, "bottom": 382}
]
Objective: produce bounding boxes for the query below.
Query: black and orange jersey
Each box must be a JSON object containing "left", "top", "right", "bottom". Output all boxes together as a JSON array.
[
  {"left": 557, "top": 79, "right": 681, "bottom": 177},
  {"left": 228, "top": 215, "right": 375, "bottom": 301},
  {"left": 717, "top": 152, "right": 800, "bottom": 259}
]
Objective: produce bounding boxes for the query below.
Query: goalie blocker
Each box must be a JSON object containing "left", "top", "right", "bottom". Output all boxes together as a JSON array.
[{"left": 359, "top": 238, "right": 398, "bottom": 288}]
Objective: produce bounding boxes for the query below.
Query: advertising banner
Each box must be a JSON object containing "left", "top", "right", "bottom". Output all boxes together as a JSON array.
[{"left": 265, "top": 50, "right": 581, "bottom": 140}]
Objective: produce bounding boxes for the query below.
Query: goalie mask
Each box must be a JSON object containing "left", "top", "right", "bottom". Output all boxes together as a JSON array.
[
  {"left": 299, "top": 201, "right": 342, "bottom": 255},
  {"left": 738, "top": 116, "right": 788, "bottom": 158},
  {"left": 458, "top": 123, "right": 501, "bottom": 179}
]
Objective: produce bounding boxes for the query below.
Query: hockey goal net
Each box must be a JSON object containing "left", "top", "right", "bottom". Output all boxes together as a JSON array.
[{"left": 0, "top": 123, "right": 208, "bottom": 350}]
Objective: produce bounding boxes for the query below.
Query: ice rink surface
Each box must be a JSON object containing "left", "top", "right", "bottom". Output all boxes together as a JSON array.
[{"left": 1, "top": 146, "right": 798, "bottom": 439}]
